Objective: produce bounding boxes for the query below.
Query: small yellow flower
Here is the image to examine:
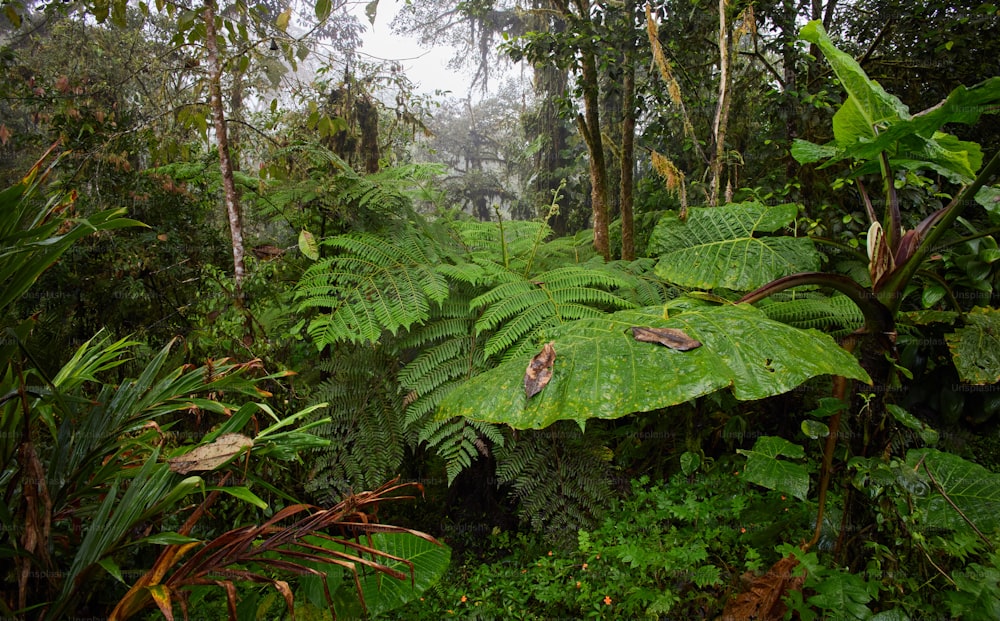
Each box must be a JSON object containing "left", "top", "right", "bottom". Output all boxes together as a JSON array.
[
  {"left": 604, "top": 595, "right": 612, "bottom": 605},
  {"left": 576, "top": 581, "right": 582, "bottom": 589},
  {"left": 460, "top": 595, "right": 467, "bottom": 603}
]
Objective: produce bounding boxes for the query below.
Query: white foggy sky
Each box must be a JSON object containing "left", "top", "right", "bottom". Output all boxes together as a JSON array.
[{"left": 354, "top": 0, "right": 470, "bottom": 96}]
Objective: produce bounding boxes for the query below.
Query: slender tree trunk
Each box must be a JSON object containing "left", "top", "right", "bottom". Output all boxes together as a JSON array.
[
  {"left": 709, "top": 0, "right": 733, "bottom": 207},
  {"left": 620, "top": 0, "right": 636, "bottom": 261},
  {"left": 203, "top": 0, "right": 246, "bottom": 301},
  {"left": 578, "top": 49, "right": 611, "bottom": 260}
]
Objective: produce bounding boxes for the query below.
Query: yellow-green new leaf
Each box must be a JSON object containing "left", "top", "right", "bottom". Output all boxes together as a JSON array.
[
  {"left": 298, "top": 229, "right": 319, "bottom": 260},
  {"left": 276, "top": 8, "right": 291, "bottom": 31}
]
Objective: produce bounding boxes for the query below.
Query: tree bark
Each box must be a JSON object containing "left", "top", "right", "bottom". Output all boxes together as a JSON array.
[
  {"left": 620, "top": 0, "right": 636, "bottom": 261},
  {"left": 203, "top": 0, "right": 246, "bottom": 301},
  {"left": 577, "top": 36, "right": 610, "bottom": 260},
  {"left": 709, "top": 0, "right": 733, "bottom": 207}
]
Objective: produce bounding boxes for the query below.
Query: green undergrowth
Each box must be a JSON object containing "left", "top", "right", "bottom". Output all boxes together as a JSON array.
[{"left": 398, "top": 468, "right": 809, "bottom": 620}]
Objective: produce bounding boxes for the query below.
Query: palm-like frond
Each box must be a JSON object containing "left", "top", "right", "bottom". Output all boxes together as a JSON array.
[{"left": 110, "top": 478, "right": 443, "bottom": 621}]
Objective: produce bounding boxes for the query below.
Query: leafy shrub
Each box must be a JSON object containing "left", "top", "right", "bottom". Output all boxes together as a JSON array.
[{"left": 399, "top": 467, "right": 810, "bottom": 619}]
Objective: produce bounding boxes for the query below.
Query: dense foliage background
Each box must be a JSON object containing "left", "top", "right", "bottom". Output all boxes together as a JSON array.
[{"left": 2, "top": 0, "right": 1000, "bottom": 619}]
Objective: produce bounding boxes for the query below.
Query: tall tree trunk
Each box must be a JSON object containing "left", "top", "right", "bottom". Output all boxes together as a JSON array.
[
  {"left": 528, "top": 2, "right": 571, "bottom": 234},
  {"left": 577, "top": 47, "right": 611, "bottom": 260},
  {"left": 620, "top": 0, "right": 636, "bottom": 261},
  {"left": 709, "top": 0, "right": 733, "bottom": 207},
  {"left": 780, "top": 0, "right": 799, "bottom": 180},
  {"left": 203, "top": 0, "right": 246, "bottom": 301}
]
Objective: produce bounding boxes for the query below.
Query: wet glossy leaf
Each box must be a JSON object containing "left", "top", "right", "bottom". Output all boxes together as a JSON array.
[
  {"left": 945, "top": 306, "right": 1000, "bottom": 384},
  {"left": 801, "top": 420, "right": 830, "bottom": 439},
  {"left": 437, "top": 304, "right": 870, "bottom": 429},
  {"left": 886, "top": 404, "right": 938, "bottom": 445},
  {"left": 737, "top": 436, "right": 809, "bottom": 501},
  {"left": 680, "top": 451, "right": 701, "bottom": 476},
  {"left": 649, "top": 203, "right": 820, "bottom": 291},
  {"left": 906, "top": 449, "right": 1000, "bottom": 533}
]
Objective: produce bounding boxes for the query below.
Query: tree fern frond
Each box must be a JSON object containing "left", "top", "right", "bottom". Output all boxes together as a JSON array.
[
  {"left": 601, "top": 258, "right": 677, "bottom": 306},
  {"left": 419, "top": 417, "right": 504, "bottom": 485},
  {"left": 435, "top": 262, "right": 488, "bottom": 286},
  {"left": 495, "top": 424, "right": 612, "bottom": 545},
  {"left": 295, "top": 229, "right": 450, "bottom": 347},
  {"left": 304, "top": 343, "right": 406, "bottom": 504},
  {"left": 398, "top": 286, "right": 486, "bottom": 428},
  {"left": 757, "top": 292, "right": 865, "bottom": 333},
  {"left": 484, "top": 308, "right": 561, "bottom": 358},
  {"left": 470, "top": 265, "right": 637, "bottom": 357},
  {"left": 531, "top": 231, "right": 601, "bottom": 270}
]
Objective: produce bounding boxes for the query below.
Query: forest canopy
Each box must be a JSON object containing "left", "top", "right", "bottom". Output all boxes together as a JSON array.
[{"left": 2, "top": 0, "right": 1000, "bottom": 619}]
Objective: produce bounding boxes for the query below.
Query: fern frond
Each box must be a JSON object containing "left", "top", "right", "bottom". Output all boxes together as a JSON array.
[
  {"left": 295, "top": 229, "right": 450, "bottom": 347},
  {"left": 495, "top": 423, "right": 613, "bottom": 545},
  {"left": 470, "top": 265, "right": 637, "bottom": 357},
  {"left": 601, "top": 258, "right": 677, "bottom": 306},
  {"left": 304, "top": 343, "right": 406, "bottom": 504},
  {"left": 531, "top": 230, "right": 600, "bottom": 270},
  {"left": 398, "top": 285, "right": 486, "bottom": 426},
  {"left": 757, "top": 292, "right": 865, "bottom": 334},
  {"left": 419, "top": 417, "right": 505, "bottom": 485}
]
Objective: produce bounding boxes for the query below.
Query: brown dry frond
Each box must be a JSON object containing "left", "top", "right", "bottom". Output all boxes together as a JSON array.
[
  {"left": 651, "top": 151, "right": 689, "bottom": 219},
  {"left": 110, "top": 477, "right": 439, "bottom": 621}
]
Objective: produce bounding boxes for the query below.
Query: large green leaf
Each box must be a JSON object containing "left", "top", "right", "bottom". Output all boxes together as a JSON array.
[
  {"left": 800, "top": 20, "right": 909, "bottom": 148},
  {"left": 905, "top": 448, "right": 1000, "bottom": 534},
  {"left": 806, "top": 570, "right": 874, "bottom": 620},
  {"left": 841, "top": 78, "right": 1000, "bottom": 168},
  {"left": 649, "top": 203, "right": 820, "bottom": 291},
  {"left": 737, "top": 436, "right": 810, "bottom": 501},
  {"left": 436, "top": 303, "right": 870, "bottom": 429},
  {"left": 945, "top": 306, "right": 1000, "bottom": 385},
  {"left": 352, "top": 532, "right": 450, "bottom": 617},
  {"left": 794, "top": 23, "right": 1000, "bottom": 183}
]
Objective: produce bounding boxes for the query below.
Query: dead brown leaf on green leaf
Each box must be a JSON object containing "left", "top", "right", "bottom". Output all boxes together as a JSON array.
[
  {"left": 631, "top": 326, "right": 702, "bottom": 351},
  {"left": 167, "top": 433, "right": 253, "bottom": 475},
  {"left": 524, "top": 341, "right": 556, "bottom": 398}
]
